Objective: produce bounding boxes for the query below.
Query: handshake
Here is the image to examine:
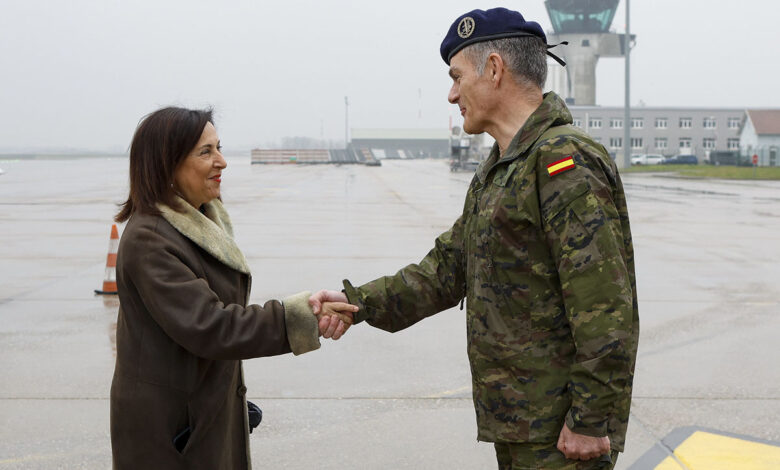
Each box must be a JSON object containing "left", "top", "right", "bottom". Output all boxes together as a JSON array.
[{"left": 308, "top": 290, "right": 358, "bottom": 340}]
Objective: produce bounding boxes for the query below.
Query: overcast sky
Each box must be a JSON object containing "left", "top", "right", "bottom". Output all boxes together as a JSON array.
[{"left": 1, "top": 0, "right": 778, "bottom": 153}]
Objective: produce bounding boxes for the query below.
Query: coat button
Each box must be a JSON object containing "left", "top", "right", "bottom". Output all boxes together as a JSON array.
[{"left": 237, "top": 385, "right": 247, "bottom": 397}]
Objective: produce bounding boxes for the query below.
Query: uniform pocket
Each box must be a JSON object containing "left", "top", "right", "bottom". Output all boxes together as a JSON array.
[
  {"left": 541, "top": 182, "right": 590, "bottom": 223},
  {"left": 547, "top": 192, "right": 607, "bottom": 274}
]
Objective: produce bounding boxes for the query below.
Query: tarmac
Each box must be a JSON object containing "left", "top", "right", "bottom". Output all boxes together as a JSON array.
[{"left": 0, "top": 157, "right": 779, "bottom": 469}]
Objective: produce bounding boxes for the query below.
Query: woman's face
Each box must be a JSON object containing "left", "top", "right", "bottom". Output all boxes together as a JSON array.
[{"left": 174, "top": 122, "right": 227, "bottom": 208}]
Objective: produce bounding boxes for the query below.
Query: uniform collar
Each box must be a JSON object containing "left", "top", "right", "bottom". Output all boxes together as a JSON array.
[{"left": 477, "top": 92, "right": 572, "bottom": 183}]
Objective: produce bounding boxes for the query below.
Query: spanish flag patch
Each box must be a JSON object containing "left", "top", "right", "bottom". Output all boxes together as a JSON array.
[{"left": 547, "top": 156, "right": 576, "bottom": 176}]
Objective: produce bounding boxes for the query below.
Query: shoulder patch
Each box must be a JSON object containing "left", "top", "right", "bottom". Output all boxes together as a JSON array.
[{"left": 547, "top": 155, "right": 575, "bottom": 176}]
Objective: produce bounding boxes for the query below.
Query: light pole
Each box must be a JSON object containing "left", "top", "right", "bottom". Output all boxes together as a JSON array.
[
  {"left": 344, "top": 96, "right": 349, "bottom": 149},
  {"left": 622, "top": 0, "right": 631, "bottom": 168}
]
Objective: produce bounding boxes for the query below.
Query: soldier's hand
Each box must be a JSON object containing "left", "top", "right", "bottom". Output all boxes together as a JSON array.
[
  {"left": 557, "top": 423, "right": 610, "bottom": 461},
  {"left": 317, "top": 301, "right": 357, "bottom": 340},
  {"left": 310, "top": 290, "right": 354, "bottom": 340},
  {"left": 309, "top": 289, "right": 348, "bottom": 315}
]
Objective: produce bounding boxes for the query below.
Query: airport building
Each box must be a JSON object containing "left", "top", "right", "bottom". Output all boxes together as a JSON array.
[
  {"left": 545, "top": 0, "right": 630, "bottom": 107},
  {"left": 541, "top": 0, "right": 779, "bottom": 165},
  {"left": 740, "top": 110, "right": 780, "bottom": 166},
  {"left": 349, "top": 128, "right": 451, "bottom": 159},
  {"left": 566, "top": 106, "right": 745, "bottom": 162},
  {"left": 250, "top": 128, "right": 450, "bottom": 164}
]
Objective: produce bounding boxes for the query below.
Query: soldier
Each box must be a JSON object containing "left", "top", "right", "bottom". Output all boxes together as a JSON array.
[{"left": 313, "top": 7, "right": 638, "bottom": 469}]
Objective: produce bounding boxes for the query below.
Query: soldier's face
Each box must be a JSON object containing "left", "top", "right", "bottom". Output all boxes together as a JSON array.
[{"left": 448, "top": 51, "right": 493, "bottom": 135}]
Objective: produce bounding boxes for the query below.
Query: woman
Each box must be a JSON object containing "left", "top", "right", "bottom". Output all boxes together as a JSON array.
[{"left": 110, "top": 107, "right": 355, "bottom": 469}]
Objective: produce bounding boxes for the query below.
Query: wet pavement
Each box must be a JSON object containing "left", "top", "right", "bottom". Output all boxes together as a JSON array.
[{"left": 0, "top": 157, "right": 778, "bottom": 469}]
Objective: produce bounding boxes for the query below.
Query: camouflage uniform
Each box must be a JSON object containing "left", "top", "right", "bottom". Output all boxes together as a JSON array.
[
  {"left": 343, "top": 92, "right": 638, "bottom": 456},
  {"left": 494, "top": 442, "right": 619, "bottom": 470}
]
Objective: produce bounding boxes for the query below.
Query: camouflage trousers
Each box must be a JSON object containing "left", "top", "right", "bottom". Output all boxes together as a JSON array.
[{"left": 494, "top": 442, "right": 619, "bottom": 470}]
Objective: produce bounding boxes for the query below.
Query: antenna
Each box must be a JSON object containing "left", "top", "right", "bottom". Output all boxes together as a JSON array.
[{"left": 418, "top": 88, "right": 422, "bottom": 120}]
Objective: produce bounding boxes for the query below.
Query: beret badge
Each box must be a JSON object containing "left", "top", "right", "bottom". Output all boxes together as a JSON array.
[{"left": 457, "top": 17, "right": 475, "bottom": 38}]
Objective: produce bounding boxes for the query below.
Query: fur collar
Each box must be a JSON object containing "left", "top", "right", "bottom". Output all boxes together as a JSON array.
[{"left": 157, "top": 196, "right": 251, "bottom": 275}]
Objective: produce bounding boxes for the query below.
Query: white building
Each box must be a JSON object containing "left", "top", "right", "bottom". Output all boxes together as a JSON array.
[
  {"left": 740, "top": 110, "right": 780, "bottom": 167},
  {"left": 567, "top": 106, "right": 745, "bottom": 162}
]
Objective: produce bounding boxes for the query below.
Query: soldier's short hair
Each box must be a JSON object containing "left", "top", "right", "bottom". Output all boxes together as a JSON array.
[{"left": 462, "top": 36, "right": 548, "bottom": 90}]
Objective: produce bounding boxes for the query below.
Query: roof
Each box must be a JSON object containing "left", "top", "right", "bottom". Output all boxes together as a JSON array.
[
  {"left": 569, "top": 105, "right": 744, "bottom": 112},
  {"left": 746, "top": 110, "right": 780, "bottom": 135}
]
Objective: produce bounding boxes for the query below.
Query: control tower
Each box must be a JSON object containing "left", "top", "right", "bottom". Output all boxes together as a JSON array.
[{"left": 545, "top": 0, "right": 634, "bottom": 105}]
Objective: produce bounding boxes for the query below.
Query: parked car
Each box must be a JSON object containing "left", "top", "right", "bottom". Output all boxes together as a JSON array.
[
  {"left": 708, "top": 150, "right": 740, "bottom": 166},
  {"left": 663, "top": 155, "right": 699, "bottom": 165},
  {"left": 631, "top": 154, "right": 665, "bottom": 165}
]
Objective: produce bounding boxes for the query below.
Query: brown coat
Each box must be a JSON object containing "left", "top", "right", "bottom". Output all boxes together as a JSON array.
[{"left": 110, "top": 197, "right": 319, "bottom": 469}]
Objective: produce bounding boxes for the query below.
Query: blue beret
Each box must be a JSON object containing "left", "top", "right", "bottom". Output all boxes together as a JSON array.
[{"left": 440, "top": 7, "right": 564, "bottom": 66}]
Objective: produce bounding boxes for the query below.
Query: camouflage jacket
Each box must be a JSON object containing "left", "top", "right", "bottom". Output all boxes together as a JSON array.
[{"left": 343, "top": 92, "right": 638, "bottom": 450}]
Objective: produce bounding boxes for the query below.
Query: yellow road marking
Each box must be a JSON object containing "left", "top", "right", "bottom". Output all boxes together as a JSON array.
[{"left": 656, "top": 431, "right": 780, "bottom": 470}]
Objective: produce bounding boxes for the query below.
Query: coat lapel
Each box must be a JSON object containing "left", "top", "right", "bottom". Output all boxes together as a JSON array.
[{"left": 157, "top": 197, "right": 251, "bottom": 275}]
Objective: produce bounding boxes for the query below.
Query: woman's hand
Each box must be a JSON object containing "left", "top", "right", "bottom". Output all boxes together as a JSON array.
[
  {"left": 310, "top": 290, "right": 357, "bottom": 340},
  {"left": 311, "top": 295, "right": 358, "bottom": 340},
  {"left": 309, "top": 289, "right": 347, "bottom": 315}
]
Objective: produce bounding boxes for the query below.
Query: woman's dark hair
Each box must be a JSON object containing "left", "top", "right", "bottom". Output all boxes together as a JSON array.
[{"left": 115, "top": 107, "right": 213, "bottom": 222}]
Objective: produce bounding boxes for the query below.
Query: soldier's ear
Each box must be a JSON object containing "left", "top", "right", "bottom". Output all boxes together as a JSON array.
[{"left": 487, "top": 53, "right": 504, "bottom": 86}]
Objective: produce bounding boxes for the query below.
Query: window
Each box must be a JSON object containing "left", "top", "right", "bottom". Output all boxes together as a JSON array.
[
  {"left": 655, "top": 118, "right": 668, "bottom": 129},
  {"left": 573, "top": 119, "right": 583, "bottom": 128},
  {"left": 728, "top": 117, "right": 741, "bottom": 129},
  {"left": 610, "top": 118, "right": 623, "bottom": 129},
  {"left": 727, "top": 138, "right": 740, "bottom": 150},
  {"left": 655, "top": 137, "right": 668, "bottom": 149},
  {"left": 589, "top": 118, "right": 602, "bottom": 129},
  {"left": 703, "top": 117, "right": 717, "bottom": 129},
  {"left": 703, "top": 138, "right": 716, "bottom": 149},
  {"left": 680, "top": 117, "right": 692, "bottom": 129},
  {"left": 609, "top": 137, "right": 622, "bottom": 148},
  {"left": 679, "top": 137, "right": 692, "bottom": 148},
  {"left": 631, "top": 118, "right": 644, "bottom": 129},
  {"left": 771, "top": 147, "right": 777, "bottom": 167},
  {"left": 630, "top": 137, "right": 643, "bottom": 149}
]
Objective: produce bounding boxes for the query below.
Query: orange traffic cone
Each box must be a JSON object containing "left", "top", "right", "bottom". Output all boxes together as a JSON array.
[{"left": 95, "top": 224, "right": 119, "bottom": 295}]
